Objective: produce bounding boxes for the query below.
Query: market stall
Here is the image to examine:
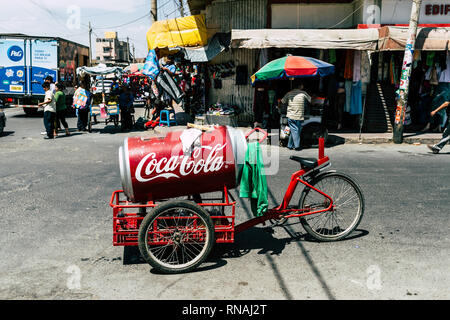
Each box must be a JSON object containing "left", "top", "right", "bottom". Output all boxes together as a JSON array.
[{"left": 76, "top": 64, "right": 124, "bottom": 132}]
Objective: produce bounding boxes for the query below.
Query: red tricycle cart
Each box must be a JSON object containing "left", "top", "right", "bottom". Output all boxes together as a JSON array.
[{"left": 110, "top": 128, "right": 364, "bottom": 274}]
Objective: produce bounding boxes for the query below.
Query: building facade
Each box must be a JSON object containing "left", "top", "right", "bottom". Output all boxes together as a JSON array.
[
  {"left": 95, "top": 31, "right": 130, "bottom": 65},
  {"left": 188, "top": 0, "right": 449, "bottom": 131}
]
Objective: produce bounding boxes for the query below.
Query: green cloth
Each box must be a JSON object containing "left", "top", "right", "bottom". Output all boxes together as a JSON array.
[
  {"left": 329, "top": 49, "right": 336, "bottom": 64},
  {"left": 426, "top": 52, "right": 435, "bottom": 67},
  {"left": 54, "top": 91, "right": 67, "bottom": 111},
  {"left": 239, "top": 142, "right": 268, "bottom": 217}
]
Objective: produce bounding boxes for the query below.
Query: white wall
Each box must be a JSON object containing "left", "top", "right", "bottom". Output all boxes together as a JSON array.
[
  {"left": 271, "top": 3, "right": 355, "bottom": 28},
  {"left": 381, "top": 0, "right": 450, "bottom": 25},
  {"left": 271, "top": 0, "right": 449, "bottom": 29}
]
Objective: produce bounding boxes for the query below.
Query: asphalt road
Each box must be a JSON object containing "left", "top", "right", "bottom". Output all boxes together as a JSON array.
[{"left": 0, "top": 106, "right": 449, "bottom": 300}]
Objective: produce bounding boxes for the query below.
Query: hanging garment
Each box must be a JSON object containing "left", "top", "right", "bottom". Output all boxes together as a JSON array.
[
  {"left": 142, "top": 49, "right": 160, "bottom": 80},
  {"left": 259, "top": 48, "right": 269, "bottom": 69},
  {"left": 350, "top": 80, "right": 363, "bottom": 115},
  {"left": 344, "top": 80, "right": 352, "bottom": 113},
  {"left": 156, "top": 70, "right": 185, "bottom": 104},
  {"left": 439, "top": 51, "right": 450, "bottom": 83},
  {"left": 329, "top": 49, "right": 337, "bottom": 64},
  {"left": 360, "top": 51, "right": 371, "bottom": 84},
  {"left": 344, "top": 50, "right": 354, "bottom": 80},
  {"left": 426, "top": 52, "right": 435, "bottom": 67},
  {"left": 239, "top": 142, "right": 268, "bottom": 217},
  {"left": 430, "top": 66, "right": 439, "bottom": 86},
  {"left": 353, "top": 50, "right": 361, "bottom": 82}
]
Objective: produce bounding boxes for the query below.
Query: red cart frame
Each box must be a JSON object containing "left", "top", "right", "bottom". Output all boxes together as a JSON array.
[{"left": 110, "top": 129, "right": 364, "bottom": 273}]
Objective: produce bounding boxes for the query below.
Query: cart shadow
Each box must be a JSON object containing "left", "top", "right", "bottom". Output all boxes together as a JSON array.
[{"left": 209, "top": 225, "right": 369, "bottom": 261}]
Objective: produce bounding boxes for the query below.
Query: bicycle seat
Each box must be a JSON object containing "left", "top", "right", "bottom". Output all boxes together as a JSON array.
[{"left": 289, "top": 156, "right": 318, "bottom": 169}]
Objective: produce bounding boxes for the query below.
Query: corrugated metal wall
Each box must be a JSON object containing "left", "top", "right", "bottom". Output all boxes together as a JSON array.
[{"left": 205, "top": 0, "right": 267, "bottom": 124}]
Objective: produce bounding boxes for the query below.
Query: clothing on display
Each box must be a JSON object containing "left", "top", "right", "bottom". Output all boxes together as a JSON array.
[
  {"left": 350, "top": 80, "right": 362, "bottom": 115},
  {"left": 344, "top": 80, "right": 352, "bottom": 113},
  {"left": 344, "top": 50, "right": 354, "bottom": 80},
  {"left": 353, "top": 50, "right": 361, "bottom": 82}
]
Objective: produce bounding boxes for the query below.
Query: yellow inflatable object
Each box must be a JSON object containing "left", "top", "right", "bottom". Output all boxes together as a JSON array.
[{"left": 146, "top": 14, "right": 208, "bottom": 50}]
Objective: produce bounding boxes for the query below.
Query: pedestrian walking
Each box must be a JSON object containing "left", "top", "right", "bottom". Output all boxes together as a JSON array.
[
  {"left": 73, "top": 82, "right": 91, "bottom": 131},
  {"left": 427, "top": 92, "right": 450, "bottom": 154},
  {"left": 44, "top": 75, "right": 56, "bottom": 93},
  {"left": 279, "top": 81, "right": 311, "bottom": 150},
  {"left": 54, "top": 82, "right": 70, "bottom": 136},
  {"left": 119, "top": 85, "right": 134, "bottom": 132},
  {"left": 38, "top": 82, "right": 56, "bottom": 139}
]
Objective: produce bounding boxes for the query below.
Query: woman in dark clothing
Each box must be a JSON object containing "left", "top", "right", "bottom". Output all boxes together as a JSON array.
[{"left": 119, "top": 85, "right": 134, "bottom": 131}]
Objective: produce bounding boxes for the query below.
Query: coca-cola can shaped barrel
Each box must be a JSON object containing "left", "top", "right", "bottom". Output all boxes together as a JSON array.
[{"left": 119, "top": 126, "right": 247, "bottom": 202}]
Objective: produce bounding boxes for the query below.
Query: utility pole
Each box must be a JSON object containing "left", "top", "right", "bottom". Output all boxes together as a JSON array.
[
  {"left": 178, "top": 0, "right": 185, "bottom": 17},
  {"left": 393, "top": 0, "right": 422, "bottom": 144},
  {"left": 151, "top": 0, "right": 157, "bottom": 24},
  {"left": 88, "top": 21, "right": 92, "bottom": 66},
  {"left": 132, "top": 44, "right": 136, "bottom": 63},
  {"left": 126, "top": 37, "right": 130, "bottom": 63}
]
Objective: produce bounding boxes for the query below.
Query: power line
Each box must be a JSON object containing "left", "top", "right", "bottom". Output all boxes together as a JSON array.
[
  {"left": 93, "top": 11, "right": 152, "bottom": 30},
  {"left": 328, "top": 2, "right": 365, "bottom": 28}
]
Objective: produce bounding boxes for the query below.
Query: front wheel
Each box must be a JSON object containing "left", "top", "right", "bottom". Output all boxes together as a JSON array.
[
  {"left": 299, "top": 172, "right": 364, "bottom": 241},
  {"left": 138, "top": 200, "right": 215, "bottom": 274}
]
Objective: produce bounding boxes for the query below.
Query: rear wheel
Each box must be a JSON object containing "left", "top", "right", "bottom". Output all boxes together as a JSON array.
[
  {"left": 299, "top": 172, "right": 364, "bottom": 241},
  {"left": 138, "top": 200, "right": 215, "bottom": 274}
]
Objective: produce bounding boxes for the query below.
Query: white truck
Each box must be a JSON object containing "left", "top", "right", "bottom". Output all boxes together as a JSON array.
[{"left": 0, "top": 35, "right": 89, "bottom": 115}]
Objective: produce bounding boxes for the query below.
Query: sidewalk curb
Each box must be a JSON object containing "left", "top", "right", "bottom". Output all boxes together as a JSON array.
[
  {"left": 153, "top": 125, "right": 442, "bottom": 145},
  {"left": 341, "top": 136, "right": 441, "bottom": 145}
]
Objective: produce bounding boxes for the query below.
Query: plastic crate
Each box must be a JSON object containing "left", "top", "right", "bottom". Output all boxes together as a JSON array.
[{"left": 110, "top": 188, "right": 236, "bottom": 246}]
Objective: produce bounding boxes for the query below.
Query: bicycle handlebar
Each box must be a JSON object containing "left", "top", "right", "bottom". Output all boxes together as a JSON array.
[{"left": 245, "top": 127, "right": 268, "bottom": 144}]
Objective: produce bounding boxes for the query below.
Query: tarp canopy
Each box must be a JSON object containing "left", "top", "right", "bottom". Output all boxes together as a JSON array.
[
  {"left": 178, "top": 32, "right": 231, "bottom": 62},
  {"left": 146, "top": 14, "right": 208, "bottom": 50},
  {"left": 124, "top": 63, "right": 144, "bottom": 74},
  {"left": 231, "top": 29, "right": 379, "bottom": 51},
  {"left": 378, "top": 26, "right": 450, "bottom": 51},
  {"left": 77, "top": 64, "right": 123, "bottom": 77}
]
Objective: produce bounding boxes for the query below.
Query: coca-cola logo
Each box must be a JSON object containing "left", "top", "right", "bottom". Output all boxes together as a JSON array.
[{"left": 135, "top": 144, "right": 227, "bottom": 183}]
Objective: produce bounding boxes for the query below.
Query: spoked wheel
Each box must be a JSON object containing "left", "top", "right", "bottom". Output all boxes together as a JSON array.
[
  {"left": 299, "top": 172, "right": 364, "bottom": 241},
  {"left": 138, "top": 200, "right": 215, "bottom": 274}
]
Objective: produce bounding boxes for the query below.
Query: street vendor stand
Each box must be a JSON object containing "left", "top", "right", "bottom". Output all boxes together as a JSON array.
[
  {"left": 76, "top": 64, "right": 123, "bottom": 132},
  {"left": 251, "top": 54, "right": 334, "bottom": 147}
]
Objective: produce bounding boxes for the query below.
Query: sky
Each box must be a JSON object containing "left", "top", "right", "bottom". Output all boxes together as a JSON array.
[{"left": 0, "top": 0, "right": 190, "bottom": 59}]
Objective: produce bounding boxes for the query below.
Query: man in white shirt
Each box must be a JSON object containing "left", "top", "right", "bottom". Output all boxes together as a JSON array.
[{"left": 38, "top": 82, "right": 57, "bottom": 139}]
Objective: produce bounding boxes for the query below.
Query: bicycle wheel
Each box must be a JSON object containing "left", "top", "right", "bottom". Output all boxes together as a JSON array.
[
  {"left": 138, "top": 200, "right": 215, "bottom": 274},
  {"left": 299, "top": 172, "right": 364, "bottom": 241}
]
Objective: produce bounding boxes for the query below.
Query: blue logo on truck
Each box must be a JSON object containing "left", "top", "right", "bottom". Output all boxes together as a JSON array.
[{"left": 7, "top": 46, "right": 24, "bottom": 62}]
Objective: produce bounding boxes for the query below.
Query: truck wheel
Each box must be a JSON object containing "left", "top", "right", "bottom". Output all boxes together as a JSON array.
[{"left": 23, "top": 108, "right": 38, "bottom": 116}]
